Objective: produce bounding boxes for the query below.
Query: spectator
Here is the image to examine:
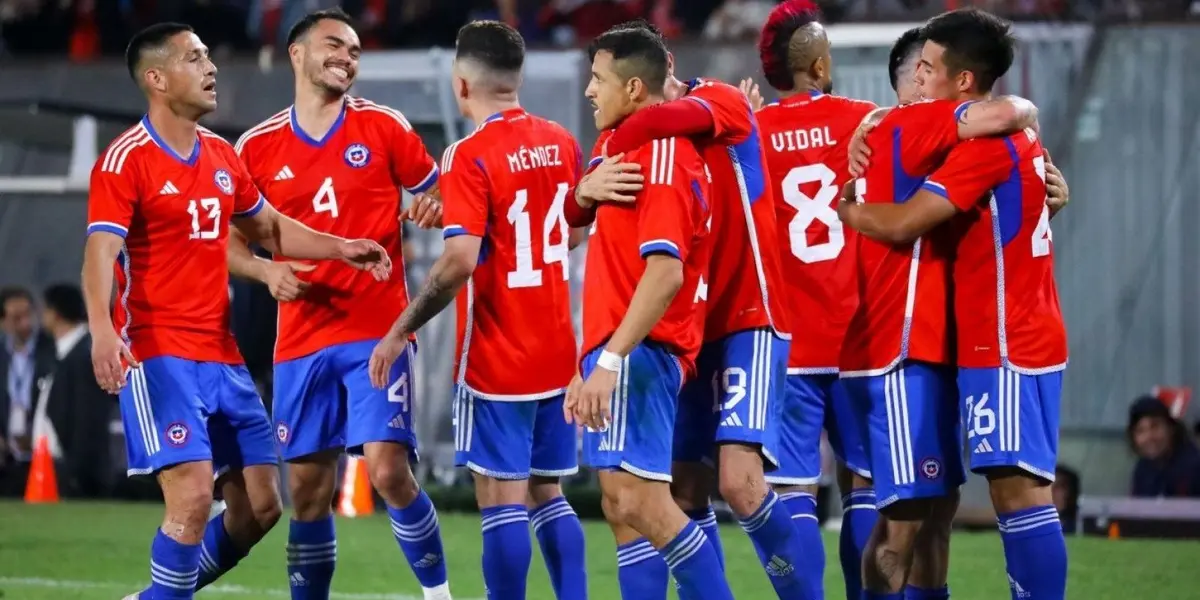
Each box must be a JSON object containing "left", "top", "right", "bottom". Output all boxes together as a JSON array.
[
  {"left": 0, "top": 286, "right": 57, "bottom": 495},
  {"left": 36, "top": 283, "right": 117, "bottom": 498},
  {"left": 1128, "top": 395, "right": 1200, "bottom": 498},
  {"left": 1052, "top": 464, "right": 1080, "bottom": 534}
]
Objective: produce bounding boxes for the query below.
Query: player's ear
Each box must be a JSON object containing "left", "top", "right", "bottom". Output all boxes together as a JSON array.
[
  {"left": 143, "top": 66, "right": 167, "bottom": 94},
  {"left": 455, "top": 75, "right": 469, "bottom": 101},
  {"left": 287, "top": 42, "right": 304, "bottom": 69},
  {"left": 666, "top": 52, "right": 675, "bottom": 78},
  {"left": 626, "top": 76, "right": 645, "bottom": 103},
  {"left": 956, "top": 69, "right": 975, "bottom": 95}
]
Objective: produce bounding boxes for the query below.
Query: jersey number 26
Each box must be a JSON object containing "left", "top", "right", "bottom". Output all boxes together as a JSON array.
[{"left": 506, "top": 183, "right": 570, "bottom": 289}]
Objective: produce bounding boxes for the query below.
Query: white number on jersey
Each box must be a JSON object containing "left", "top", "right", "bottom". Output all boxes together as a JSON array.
[
  {"left": 1031, "top": 156, "right": 1052, "bottom": 257},
  {"left": 187, "top": 198, "right": 221, "bottom": 240},
  {"left": 964, "top": 393, "right": 996, "bottom": 439},
  {"left": 506, "top": 183, "right": 571, "bottom": 289},
  {"left": 313, "top": 177, "right": 339, "bottom": 218},
  {"left": 782, "top": 163, "right": 845, "bottom": 263}
]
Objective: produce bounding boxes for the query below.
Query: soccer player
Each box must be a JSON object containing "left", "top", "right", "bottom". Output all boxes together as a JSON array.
[
  {"left": 838, "top": 10, "right": 1070, "bottom": 599},
  {"left": 229, "top": 10, "right": 450, "bottom": 600},
  {"left": 570, "top": 26, "right": 732, "bottom": 600},
  {"left": 596, "top": 25, "right": 813, "bottom": 600},
  {"left": 751, "top": 2, "right": 880, "bottom": 597},
  {"left": 367, "top": 21, "right": 589, "bottom": 600},
  {"left": 832, "top": 13, "right": 1040, "bottom": 600},
  {"left": 85, "top": 23, "right": 390, "bottom": 600}
]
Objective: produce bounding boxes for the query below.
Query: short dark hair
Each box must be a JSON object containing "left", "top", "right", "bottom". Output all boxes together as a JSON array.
[
  {"left": 287, "top": 8, "right": 355, "bottom": 47},
  {"left": 611, "top": 18, "right": 665, "bottom": 40},
  {"left": 456, "top": 21, "right": 525, "bottom": 74},
  {"left": 587, "top": 25, "right": 669, "bottom": 94},
  {"left": 0, "top": 286, "right": 34, "bottom": 319},
  {"left": 125, "top": 22, "right": 194, "bottom": 81},
  {"left": 921, "top": 8, "right": 1015, "bottom": 93},
  {"left": 888, "top": 27, "right": 924, "bottom": 92},
  {"left": 42, "top": 284, "right": 85, "bottom": 324}
]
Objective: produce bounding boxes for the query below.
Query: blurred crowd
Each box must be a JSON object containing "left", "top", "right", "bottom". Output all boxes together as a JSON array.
[{"left": 3, "top": 0, "right": 1164, "bottom": 59}]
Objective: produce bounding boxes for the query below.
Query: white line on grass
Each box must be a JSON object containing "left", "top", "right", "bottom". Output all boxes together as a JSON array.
[{"left": 0, "top": 576, "right": 484, "bottom": 600}]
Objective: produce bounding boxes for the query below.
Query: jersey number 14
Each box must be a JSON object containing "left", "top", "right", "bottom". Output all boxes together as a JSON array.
[{"left": 506, "top": 183, "right": 570, "bottom": 289}]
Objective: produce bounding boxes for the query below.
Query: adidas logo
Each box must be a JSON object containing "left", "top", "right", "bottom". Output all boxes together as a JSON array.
[
  {"left": 973, "top": 438, "right": 995, "bottom": 454},
  {"left": 765, "top": 555, "right": 795, "bottom": 577},
  {"left": 1008, "top": 574, "right": 1030, "bottom": 598},
  {"left": 720, "top": 413, "right": 743, "bottom": 428},
  {"left": 289, "top": 572, "right": 307, "bottom": 587},
  {"left": 160, "top": 181, "right": 179, "bottom": 195},
  {"left": 388, "top": 414, "right": 406, "bottom": 429},
  {"left": 413, "top": 553, "right": 442, "bottom": 568},
  {"left": 275, "top": 165, "right": 295, "bottom": 181}
]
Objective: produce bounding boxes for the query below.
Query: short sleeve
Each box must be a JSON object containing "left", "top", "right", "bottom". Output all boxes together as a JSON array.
[
  {"left": 383, "top": 110, "right": 439, "bottom": 194},
  {"left": 895, "top": 99, "right": 968, "bottom": 171},
  {"left": 439, "top": 143, "right": 490, "bottom": 239},
  {"left": 86, "top": 162, "right": 139, "bottom": 238},
  {"left": 635, "top": 138, "right": 695, "bottom": 261},
  {"left": 231, "top": 158, "right": 267, "bottom": 218},
  {"left": 921, "top": 139, "right": 1012, "bottom": 211},
  {"left": 684, "top": 79, "right": 752, "bottom": 145}
]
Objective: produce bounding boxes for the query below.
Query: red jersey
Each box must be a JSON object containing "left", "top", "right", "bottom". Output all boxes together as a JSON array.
[
  {"left": 841, "top": 99, "right": 970, "bottom": 376},
  {"left": 581, "top": 135, "right": 712, "bottom": 377},
  {"left": 86, "top": 118, "right": 262, "bottom": 364},
  {"left": 923, "top": 130, "right": 1068, "bottom": 372},
  {"left": 439, "top": 109, "right": 582, "bottom": 400},
  {"left": 235, "top": 97, "right": 438, "bottom": 363},
  {"left": 757, "top": 92, "right": 876, "bottom": 373},
  {"left": 681, "top": 78, "right": 790, "bottom": 342}
]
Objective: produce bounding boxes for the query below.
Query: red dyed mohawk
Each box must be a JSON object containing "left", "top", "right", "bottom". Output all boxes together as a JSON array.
[{"left": 758, "top": 0, "right": 824, "bottom": 92}]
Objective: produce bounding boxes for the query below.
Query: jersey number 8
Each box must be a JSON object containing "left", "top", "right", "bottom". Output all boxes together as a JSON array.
[
  {"left": 781, "top": 164, "right": 845, "bottom": 263},
  {"left": 506, "top": 183, "right": 571, "bottom": 289}
]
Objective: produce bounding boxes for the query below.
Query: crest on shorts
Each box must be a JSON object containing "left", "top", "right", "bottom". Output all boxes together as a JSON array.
[
  {"left": 276, "top": 422, "right": 290, "bottom": 444},
  {"left": 213, "top": 169, "right": 234, "bottom": 194},
  {"left": 165, "top": 422, "right": 189, "bottom": 446},
  {"left": 343, "top": 143, "right": 371, "bottom": 168},
  {"left": 920, "top": 457, "right": 942, "bottom": 480}
]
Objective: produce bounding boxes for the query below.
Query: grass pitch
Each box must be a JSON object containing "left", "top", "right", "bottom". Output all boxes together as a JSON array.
[{"left": 0, "top": 501, "right": 1192, "bottom": 599}]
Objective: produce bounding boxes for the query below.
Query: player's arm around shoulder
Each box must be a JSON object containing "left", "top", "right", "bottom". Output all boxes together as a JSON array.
[{"left": 955, "top": 95, "right": 1039, "bottom": 140}]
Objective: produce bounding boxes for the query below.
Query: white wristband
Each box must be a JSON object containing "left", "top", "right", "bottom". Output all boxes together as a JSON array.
[{"left": 596, "top": 350, "right": 624, "bottom": 372}]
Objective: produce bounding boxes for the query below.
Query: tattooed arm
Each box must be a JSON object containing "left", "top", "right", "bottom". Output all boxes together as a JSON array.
[{"left": 390, "top": 234, "right": 480, "bottom": 336}]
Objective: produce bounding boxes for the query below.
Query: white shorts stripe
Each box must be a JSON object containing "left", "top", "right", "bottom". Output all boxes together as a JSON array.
[
  {"left": 130, "top": 368, "right": 160, "bottom": 456},
  {"left": 884, "top": 369, "right": 915, "bottom": 486}
]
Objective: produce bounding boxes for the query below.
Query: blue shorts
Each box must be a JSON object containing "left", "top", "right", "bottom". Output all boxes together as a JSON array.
[
  {"left": 581, "top": 343, "right": 683, "bottom": 482},
  {"left": 767, "top": 374, "right": 871, "bottom": 486},
  {"left": 674, "top": 329, "right": 787, "bottom": 468},
  {"left": 273, "top": 339, "right": 418, "bottom": 461},
  {"left": 453, "top": 390, "right": 579, "bottom": 480},
  {"left": 958, "top": 366, "right": 1063, "bottom": 482},
  {"left": 841, "top": 361, "right": 965, "bottom": 509},
  {"left": 120, "top": 357, "right": 276, "bottom": 477}
]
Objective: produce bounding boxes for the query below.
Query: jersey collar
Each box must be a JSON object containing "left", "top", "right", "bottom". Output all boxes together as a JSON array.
[
  {"left": 289, "top": 97, "right": 348, "bottom": 148},
  {"left": 140, "top": 115, "right": 200, "bottom": 167},
  {"left": 779, "top": 89, "right": 826, "bottom": 107},
  {"left": 480, "top": 108, "right": 525, "bottom": 126}
]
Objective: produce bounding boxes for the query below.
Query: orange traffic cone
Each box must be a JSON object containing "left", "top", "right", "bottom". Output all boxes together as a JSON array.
[
  {"left": 336, "top": 456, "right": 374, "bottom": 518},
  {"left": 1108, "top": 521, "right": 1121, "bottom": 540},
  {"left": 24, "top": 436, "right": 59, "bottom": 504}
]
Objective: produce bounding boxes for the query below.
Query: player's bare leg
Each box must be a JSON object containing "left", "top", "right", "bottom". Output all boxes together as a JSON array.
[
  {"left": 363, "top": 441, "right": 451, "bottom": 600},
  {"left": 671, "top": 461, "right": 724, "bottom": 568},
  {"left": 718, "top": 443, "right": 818, "bottom": 599},
  {"left": 832, "top": 467, "right": 880, "bottom": 600},
  {"left": 528, "top": 476, "right": 588, "bottom": 600},
  {"left": 143, "top": 461, "right": 216, "bottom": 600},
  {"left": 986, "top": 468, "right": 1066, "bottom": 599},
  {"left": 862, "top": 497, "right": 950, "bottom": 596},
  {"left": 599, "top": 470, "right": 734, "bottom": 600},
  {"left": 905, "top": 490, "right": 958, "bottom": 598}
]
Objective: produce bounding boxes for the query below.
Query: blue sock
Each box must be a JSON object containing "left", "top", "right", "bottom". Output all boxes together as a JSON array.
[
  {"left": 531, "top": 497, "right": 588, "bottom": 600},
  {"left": 195, "top": 512, "right": 248, "bottom": 589},
  {"left": 616, "top": 538, "right": 670, "bottom": 600},
  {"left": 863, "top": 592, "right": 903, "bottom": 600},
  {"left": 660, "top": 521, "right": 734, "bottom": 600},
  {"left": 739, "top": 490, "right": 814, "bottom": 599},
  {"left": 149, "top": 529, "right": 201, "bottom": 600},
  {"left": 841, "top": 489, "right": 879, "bottom": 600},
  {"left": 904, "top": 585, "right": 950, "bottom": 599},
  {"left": 387, "top": 490, "right": 449, "bottom": 590},
  {"left": 685, "top": 506, "right": 725, "bottom": 570},
  {"left": 480, "top": 504, "right": 532, "bottom": 599},
  {"left": 998, "top": 505, "right": 1068, "bottom": 600},
  {"left": 780, "top": 492, "right": 826, "bottom": 600},
  {"left": 287, "top": 517, "right": 336, "bottom": 600}
]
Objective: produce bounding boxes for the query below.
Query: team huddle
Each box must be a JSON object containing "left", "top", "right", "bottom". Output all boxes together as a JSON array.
[{"left": 81, "top": 2, "right": 1070, "bottom": 600}]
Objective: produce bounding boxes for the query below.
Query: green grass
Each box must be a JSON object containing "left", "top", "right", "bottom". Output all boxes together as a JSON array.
[{"left": 0, "top": 501, "right": 1192, "bottom": 599}]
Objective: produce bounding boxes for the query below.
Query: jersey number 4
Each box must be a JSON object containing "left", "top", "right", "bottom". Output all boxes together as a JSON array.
[
  {"left": 1031, "top": 156, "right": 1053, "bottom": 257},
  {"left": 312, "top": 177, "right": 339, "bottom": 218},
  {"left": 506, "top": 183, "right": 570, "bottom": 289},
  {"left": 781, "top": 164, "right": 845, "bottom": 263},
  {"left": 187, "top": 198, "right": 221, "bottom": 240}
]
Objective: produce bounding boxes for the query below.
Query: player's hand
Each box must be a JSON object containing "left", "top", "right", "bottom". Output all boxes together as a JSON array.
[
  {"left": 578, "top": 154, "right": 644, "bottom": 205},
  {"left": 574, "top": 368, "right": 617, "bottom": 431},
  {"left": 405, "top": 192, "right": 443, "bottom": 229},
  {"left": 1043, "top": 150, "right": 1069, "bottom": 213},
  {"left": 739, "top": 77, "right": 764, "bottom": 112},
  {"left": 847, "top": 122, "right": 877, "bottom": 177},
  {"left": 337, "top": 238, "right": 393, "bottom": 281},
  {"left": 91, "top": 329, "right": 138, "bottom": 394},
  {"left": 564, "top": 371, "right": 585, "bottom": 424},
  {"left": 264, "top": 261, "right": 315, "bottom": 302},
  {"left": 368, "top": 332, "right": 408, "bottom": 389}
]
